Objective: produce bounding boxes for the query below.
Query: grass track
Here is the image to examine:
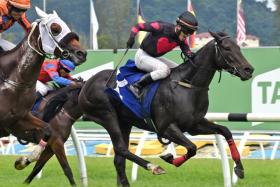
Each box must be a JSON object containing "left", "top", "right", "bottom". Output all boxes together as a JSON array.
[{"left": 0, "top": 156, "right": 279, "bottom": 187}]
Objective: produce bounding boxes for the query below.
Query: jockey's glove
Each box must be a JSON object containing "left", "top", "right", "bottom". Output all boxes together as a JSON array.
[
  {"left": 186, "top": 51, "right": 195, "bottom": 59},
  {"left": 126, "top": 37, "right": 135, "bottom": 48}
]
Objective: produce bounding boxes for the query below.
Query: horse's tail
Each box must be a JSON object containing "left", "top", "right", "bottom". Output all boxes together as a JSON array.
[{"left": 41, "top": 88, "right": 70, "bottom": 122}]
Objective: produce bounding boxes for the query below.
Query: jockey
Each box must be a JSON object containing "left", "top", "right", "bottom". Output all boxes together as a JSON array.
[
  {"left": 126, "top": 11, "right": 198, "bottom": 98},
  {"left": 0, "top": 0, "right": 31, "bottom": 33},
  {"left": 35, "top": 59, "right": 77, "bottom": 101},
  {"left": 0, "top": 0, "right": 31, "bottom": 52}
]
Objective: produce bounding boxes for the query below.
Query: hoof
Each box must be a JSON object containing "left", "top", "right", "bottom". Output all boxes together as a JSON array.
[
  {"left": 234, "top": 166, "right": 244, "bottom": 179},
  {"left": 14, "top": 156, "right": 30, "bottom": 170},
  {"left": 152, "top": 166, "right": 166, "bottom": 175},
  {"left": 160, "top": 153, "right": 174, "bottom": 164}
]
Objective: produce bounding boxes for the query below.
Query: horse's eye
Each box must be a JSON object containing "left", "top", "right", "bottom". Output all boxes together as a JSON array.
[
  {"left": 50, "top": 23, "right": 62, "bottom": 36},
  {"left": 223, "top": 46, "right": 230, "bottom": 51}
]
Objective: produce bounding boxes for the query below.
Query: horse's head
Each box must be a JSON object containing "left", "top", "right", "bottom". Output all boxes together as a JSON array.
[
  {"left": 35, "top": 7, "right": 87, "bottom": 66},
  {"left": 209, "top": 31, "right": 254, "bottom": 81}
]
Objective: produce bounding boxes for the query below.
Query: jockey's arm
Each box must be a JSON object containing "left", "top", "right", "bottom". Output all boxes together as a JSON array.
[
  {"left": 179, "top": 39, "right": 194, "bottom": 59},
  {"left": 129, "top": 21, "right": 162, "bottom": 38},
  {"left": 49, "top": 72, "right": 72, "bottom": 87}
]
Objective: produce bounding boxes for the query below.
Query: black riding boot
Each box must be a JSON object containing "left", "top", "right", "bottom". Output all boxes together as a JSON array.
[
  {"left": 128, "top": 73, "right": 154, "bottom": 98},
  {"left": 35, "top": 92, "right": 43, "bottom": 102}
]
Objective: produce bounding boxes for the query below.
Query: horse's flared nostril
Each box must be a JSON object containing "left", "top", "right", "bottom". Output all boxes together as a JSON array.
[
  {"left": 76, "top": 50, "right": 87, "bottom": 60},
  {"left": 244, "top": 67, "right": 254, "bottom": 74}
]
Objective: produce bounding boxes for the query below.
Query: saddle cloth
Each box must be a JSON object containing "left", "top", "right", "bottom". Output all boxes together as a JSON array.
[{"left": 106, "top": 59, "right": 160, "bottom": 119}]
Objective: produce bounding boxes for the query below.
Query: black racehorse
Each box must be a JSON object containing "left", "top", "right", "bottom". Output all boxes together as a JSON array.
[
  {"left": 78, "top": 31, "right": 254, "bottom": 186},
  {"left": 14, "top": 85, "right": 84, "bottom": 186},
  {"left": 0, "top": 8, "right": 86, "bottom": 146}
]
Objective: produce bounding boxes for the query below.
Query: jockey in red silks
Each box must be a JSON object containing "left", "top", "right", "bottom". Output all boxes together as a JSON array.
[
  {"left": 126, "top": 11, "right": 198, "bottom": 98},
  {"left": 0, "top": 0, "right": 31, "bottom": 33},
  {"left": 0, "top": 0, "right": 31, "bottom": 52},
  {"left": 35, "top": 59, "right": 77, "bottom": 101}
]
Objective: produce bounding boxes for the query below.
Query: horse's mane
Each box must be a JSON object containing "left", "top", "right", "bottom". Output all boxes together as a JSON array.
[
  {"left": 195, "top": 31, "right": 228, "bottom": 55},
  {"left": 0, "top": 34, "right": 29, "bottom": 58},
  {"left": 41, "top": 85, "right": 83, "bottom": 122}
]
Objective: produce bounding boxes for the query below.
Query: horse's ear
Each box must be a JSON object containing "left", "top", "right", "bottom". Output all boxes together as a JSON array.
[
  {"left": 53, "top": 10, "right": 58, "bottom": 17},
  {"left": 35, "top": 6, "right": 48, "bottom": 18},
  {"left": 209, "top": 30, "right": 221, "bottom": 41}
]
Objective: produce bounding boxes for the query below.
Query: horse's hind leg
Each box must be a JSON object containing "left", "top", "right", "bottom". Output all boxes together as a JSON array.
[
  {"left": 51, "top": 139, "right": 76, "bottom": 186},
  {"left": 24, "top": 146, "right": 54, "bottom": 184},
  {"left": 159, "top": 123, "right": 197, "bottom": 167},
  {"left": 189, "top": 118, "right": 244, "bottom": 179},
  {"left": 114, "top": 124, "right": 132, "bottom": 187}
]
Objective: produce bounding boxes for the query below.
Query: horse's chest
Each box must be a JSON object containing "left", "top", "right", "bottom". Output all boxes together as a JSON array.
[{"left": 0, "top": 87, "right": 35, "bottom": 115}]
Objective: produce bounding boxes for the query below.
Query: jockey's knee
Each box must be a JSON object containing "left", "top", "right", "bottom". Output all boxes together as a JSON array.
[
  {"left": 151, "top": 67, "right": 171, "bottom": 80},
  {"left": 187, "top": 144, "right": 197, "bottom": 157}
]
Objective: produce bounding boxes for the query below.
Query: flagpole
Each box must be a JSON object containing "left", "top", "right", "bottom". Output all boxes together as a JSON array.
[
  {"left": 136, "top": 0, "right": 140, "bottom": 20},
  {"left": 90, "top": 0, "right": 93, "bottom": 49},
  {"left": 236, "top": 0, "right": 239, "bottom": 38},
  {"left": 43, "top": 0, "right": 46, "bottom": 12}
]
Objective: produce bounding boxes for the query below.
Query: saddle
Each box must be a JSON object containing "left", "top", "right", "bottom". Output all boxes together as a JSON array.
[{"left": 106, "top": 59, "right": 160, "bottom": 119}]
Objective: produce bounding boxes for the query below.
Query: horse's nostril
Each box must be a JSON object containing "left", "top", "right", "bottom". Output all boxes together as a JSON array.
[
  {"left": 76, "top": 51, "right": 87, "bottom": 59},
  {"left": 244, "top": 67, "right": 254, "bottom": 74}
]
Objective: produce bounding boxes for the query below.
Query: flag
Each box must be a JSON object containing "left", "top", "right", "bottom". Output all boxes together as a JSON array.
[
  {"left": 137, "top": 0, "right": 146, "bottom": 44},
  {"left": 236, "top": 0, "right": 246, "bottom": 46},
  {"left": 90, "top": 0, "right": 99, "bottom": 50},
  {"left": 187, "top": 0, "right": 196, "bottom": 48}
]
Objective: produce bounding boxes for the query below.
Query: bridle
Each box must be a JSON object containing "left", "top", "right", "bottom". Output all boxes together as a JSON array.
[
  {"left": 27, "top": 21, "right": 70, "bottom": 59},
  {"left": 214, "top": 36, "right": 240, "bottom": 76}
]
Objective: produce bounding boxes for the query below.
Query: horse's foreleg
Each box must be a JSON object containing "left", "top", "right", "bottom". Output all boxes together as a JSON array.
[
  {"left": 51, "top": 139, "right": 76, "bottom": 186},
  {"left": 160, "top": 123, "right": 197, "bottom": 167},
  {"left": 24, "top": 146, "right": 54, "bottom": 184},
  {"left": 189, "top": 118, "right": 244, "bottom": 179},
  {"left": 12, "top": 112, "right": 51, "bottom": 144},
  {"left": 90, "top": 112, "right": 165, "bottom": 175}
]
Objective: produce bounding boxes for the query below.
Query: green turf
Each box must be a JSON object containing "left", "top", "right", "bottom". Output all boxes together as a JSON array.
[{"left": 0, "top": 156, "right": 279, "bottom": 187}]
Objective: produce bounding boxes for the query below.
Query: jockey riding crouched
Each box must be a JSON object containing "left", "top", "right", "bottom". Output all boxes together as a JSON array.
[
  {"left": 0, "top": 0, "right": 31, "bottom": 52},
  {"left": 35, "top": 58, "right": 77, "bottom": 102},
  {"left": 126, "top": 11, "right": 198, "bottom": 98}
]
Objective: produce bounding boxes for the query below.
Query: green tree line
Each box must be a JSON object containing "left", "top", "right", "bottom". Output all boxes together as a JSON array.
[{"left": 2, "top": 0, "right": 279, "bottom": 48}]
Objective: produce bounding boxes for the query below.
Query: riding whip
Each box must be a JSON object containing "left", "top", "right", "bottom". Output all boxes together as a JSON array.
[{"left": 105, "top": 48, "right": 129, "bottom": 88}]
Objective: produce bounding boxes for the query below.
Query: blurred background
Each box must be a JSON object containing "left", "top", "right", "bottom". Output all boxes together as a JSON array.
[{"left": 1, "top": 0, "right": 279, "bottom": 49}]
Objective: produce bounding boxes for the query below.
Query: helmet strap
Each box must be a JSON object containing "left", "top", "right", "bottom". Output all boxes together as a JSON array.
[{"left": 175, "top": 25, "right": 182, "bottom": 36}]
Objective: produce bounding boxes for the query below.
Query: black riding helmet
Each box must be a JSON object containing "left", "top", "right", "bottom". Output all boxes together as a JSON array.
[{"left": 176, "top": 11, "right": 198, "bottom": 35}]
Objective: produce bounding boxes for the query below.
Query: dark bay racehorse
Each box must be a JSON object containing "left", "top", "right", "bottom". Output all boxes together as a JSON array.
[
  {"left": 14, "top": 86, "right": 83, "bottom": 186},
  {"left": 0, "top": 8, "right": 86, "bottom": 145},
  {"left": 78, "top": 32, "right": 254, "bottom": 186}
]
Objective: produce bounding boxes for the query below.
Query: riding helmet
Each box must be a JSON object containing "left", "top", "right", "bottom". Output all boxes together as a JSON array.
[
  {"left": 59, "top": 59, "right": 75, "bottom": 72},
  {"left": 176, "top": 11, "right": 198, "bottom": 34},
  {"left": 8, "top": 0, "right": 31, "bottom": 9}
]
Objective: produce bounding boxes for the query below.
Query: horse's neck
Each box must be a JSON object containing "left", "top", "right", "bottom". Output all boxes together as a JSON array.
[
  {"left": 174, "top": 42, "right": 217, "bottom": 88},
  {"left": 63, "top": 91, "right": 83, "bottom": 120},
  {"left": 8, "top": 32, "right": 44, "bottom": 84}
]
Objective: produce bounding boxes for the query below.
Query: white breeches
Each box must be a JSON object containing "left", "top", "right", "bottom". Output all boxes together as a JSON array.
[
  {"left": 36, "top": 81, "right": 53, "bottom": 96},
  {"left": 135, "top": 48, "right": 178, "bottom": 81}
]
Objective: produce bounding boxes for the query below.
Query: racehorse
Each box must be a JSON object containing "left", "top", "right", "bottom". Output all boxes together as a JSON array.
[
  {"left": 0, "top": 7, "right": 86, "bottom": 148},
  {"left": 14, "top": 85, "right": 83, "bottom": 186},
  {"left": 77, "top": 31, "right": 254, "bottom": 186}
]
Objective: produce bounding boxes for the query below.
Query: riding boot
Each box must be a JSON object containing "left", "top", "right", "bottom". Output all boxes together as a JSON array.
[
  {"left": 128, "top": 73, "right": 154, "bottom": 99},
  {"left": 35, "top": 92, "right": 43, "bottom": 102}
]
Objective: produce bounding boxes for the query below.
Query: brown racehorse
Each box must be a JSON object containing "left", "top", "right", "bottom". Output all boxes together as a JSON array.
[
  {"left": 14, "top": 85, "right": 83, "bottom": 186},
  {"left": 0, "top": 7, "right": 86, "bottom": 185}
]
